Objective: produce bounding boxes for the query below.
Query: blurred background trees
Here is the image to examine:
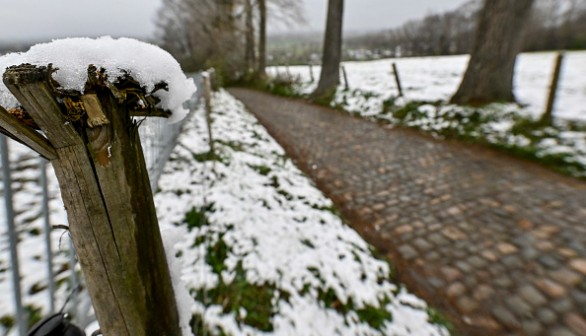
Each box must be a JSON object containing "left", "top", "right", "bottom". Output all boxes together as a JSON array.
[
  {"left": 144, "top": 0, "right": 586, "bottom": 84},
  {"left": 345, "top": 0, "right": 586, "bottom": 59},
  {"left": 154, "top": 0, "right": 304, "bottom": 83}
]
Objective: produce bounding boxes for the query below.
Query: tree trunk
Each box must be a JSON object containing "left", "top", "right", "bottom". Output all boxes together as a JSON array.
[
  {"left": 312, "top": 0, "right": 344, "bottom": 100},
  {"left": 451, "top": 0, "right": 535, "bottom": 105},
  {"left": 244, "top": 0, "right": 256, "bottom": 73},
  {"left": 257, "top": 0, "right": 267, "bottom": 76}
]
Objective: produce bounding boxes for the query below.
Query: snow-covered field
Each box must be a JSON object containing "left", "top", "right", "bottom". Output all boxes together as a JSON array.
[
  {"left": 271, "top": 51, "right": 586, "bottom": 177},
  {"left": 1, "top": 89, "right": 449, "bottom": 335},
  {"left": 273, "top": 51, "right": 586, "bottom": 122}
]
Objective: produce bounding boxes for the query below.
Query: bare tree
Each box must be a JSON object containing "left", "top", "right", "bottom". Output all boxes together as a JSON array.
[
  {"left": 257, "top": 0, "right": 267, "bottom": 76},
  {"left": 256, "top": 0, "right": 305, "bottom": 76},
  {"left": 155, "top": 0, "right": 305, "bottom": 81},
  {"left": 245, "top": 0, "right": 256, "bottom": 72},
  {"left": 312, "top": 0, "right": 345, "bottom": 100},
  {"left": 155, "top": 0, "right": 246, "bottom": 83},
  {"left": 451, "top": 0, "right": 536, "bottom": 105}
]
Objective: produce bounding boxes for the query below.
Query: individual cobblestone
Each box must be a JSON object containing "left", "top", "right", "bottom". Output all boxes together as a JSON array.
[
  {"left": 570, "top": 259, "right": 586, "bottom": 275},
  {"left": 492, "top": 306, "right": 520, "bottom": 329},
  {"left": 506, "top": 297, "right": 533, "bottom": 318},
  {"left": 537, "top": 308, "right": 558, "bottom": 325},
  {"left": 447, "top": 282, "right": 466, "bottom": 297},
  {"left": 519, "top": 285, "right": 547, "bottom": 307},
  {"left": 552, "top": 299, "right": 574, "bottom": 314},
  {"left": 550, "top": 327, "right": 579, "bottom": 336},
  {"left": 551, "top": 269, "right": 582, "bottom": 286},
  {"left": 398, "top": 245, "right": 417, "bottom": 260},
  {"left": 522, "top": 321, "right": 544, "bottom": 335},
  {"left": 230, "top": 89, "right": 586, "bottom": 336},
  {"left": 564, "top": 313, "right": 586, "bottom": 336},
  {"left": 457, "top": 297, "right": 478, "bottom": 314}
]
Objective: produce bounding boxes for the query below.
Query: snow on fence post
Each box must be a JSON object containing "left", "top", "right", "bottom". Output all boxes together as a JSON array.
[
  {"left": 2, "top": 64, "right": 181, "bottom": 336},
  {"left": 392, "top": 62, "right": 404, "bottom": 97},
  {"left": 541, "top": 51, "right": 565, "bottom": 124}
]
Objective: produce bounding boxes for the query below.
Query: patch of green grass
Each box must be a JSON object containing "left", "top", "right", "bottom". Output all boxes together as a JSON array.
[
  {"left": 193, "top": 150, "right": 222, "bottom": 163},
  {"left": 309, "top": 203, "right": 342, "bottom": 217},
  {"left": 206, "top": 237, "right": 230, "bottom": 275},
  {"left": 356, "top": 304, "right": 393, "bottom": 330},
  {"left": 384, "top": 100, "right": 586, "bottom": 179},
  {"left": 276, "top": 188, "right": 294, "bottom": 201},
  {"left": 248, "top": 164, "right": 272, "bottom": 176},
  {"left": 183, "top": 204, "right": 215, "bottom": 231},
  {"left": 195, "top": 263, "right": 282, "bottom": 332},
  {"left": 192, "top": 235, "right": 207, "bottom": 248},
  {"left": 0, "top": 315, "right": 14, "bottom": 331},
  {"left": 216, "top": 139, "right": 244, "bottom": 152},
  {"left": 427, "top": 307, "right": 457, "bottom": 335},
  {"left": 190, "top": 314, "right": 229, "bottom": 336},
  {"left": 269, "top": 175, "right": 280, "bottom": 189},
  {"left": 314, "top": 287, "right": 393, "bottom": 331},
  {"left": 25, "top": 305, "right": 43, "bottom": 329}
]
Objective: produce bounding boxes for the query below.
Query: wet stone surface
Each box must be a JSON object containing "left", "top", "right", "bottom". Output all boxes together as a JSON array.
[{"left": 230, "top": 89, "right": 586, "bottom": 336}]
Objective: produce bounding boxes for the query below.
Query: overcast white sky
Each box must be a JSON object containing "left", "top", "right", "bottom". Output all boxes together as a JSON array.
[{"left": 0, "top": 0, "right": 469, "bottom": 43}]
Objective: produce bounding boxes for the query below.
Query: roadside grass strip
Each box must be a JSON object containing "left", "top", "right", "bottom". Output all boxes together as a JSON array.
[{"left": 155, "top": 90, "right": 450, "bottom": 335}]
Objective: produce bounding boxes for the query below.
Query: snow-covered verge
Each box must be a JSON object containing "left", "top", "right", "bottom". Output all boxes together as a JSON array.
[
  {"left": 269, "top": 51, "right": 586, "bottom": 178},
  {"left": 155, "top": 90, "right": 450, "bottom": 335},
  {"left": 0, "top": 36, "right": 196, "bottom": 122}
]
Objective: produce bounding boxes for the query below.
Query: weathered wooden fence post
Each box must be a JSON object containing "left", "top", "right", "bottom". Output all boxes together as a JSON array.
[
  {"left": 392, "top": 62, "right": 404, "bottom": 97},
  {"left": 541, "top": 52, "right": 565, "bottom": 124},
  {"left": 309, "top": 64, "right": 315, "bottom": 82},
  {"left": 203, "top": 71, "right": 215, "bottom": 157},
  {"left": 341, "top": 65, "right": 349, "bottom": 90},
  {"left": 2, "top": 64, "right": 180, "bottom": 336}
]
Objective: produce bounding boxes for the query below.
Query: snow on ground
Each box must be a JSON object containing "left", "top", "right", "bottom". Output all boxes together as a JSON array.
[
  {"left": 1, "top": 86, "right": 448, "bottom": 334},
  {"left": 0, "top": 36, "right": 196, "bottom": 122},
  {"left": 155, "top": 90, "right": 449, "bottom": 335},
  {"left": 270, "top": 51, "right": 586, "bottom": 178},
  {"left": 273, "top": 51, "right": 586, "bottom": 122}
]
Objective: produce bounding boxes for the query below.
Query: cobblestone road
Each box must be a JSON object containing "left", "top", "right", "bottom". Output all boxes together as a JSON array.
[{"left": 229, "top": 88, "right": 586, "bottom": 336}]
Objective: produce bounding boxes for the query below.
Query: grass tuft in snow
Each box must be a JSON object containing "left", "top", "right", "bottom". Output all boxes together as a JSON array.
[
  {"left": 426, "top": 308, "right": 456, "bottom": 335},
  {"left": 0, "top": 316, "right": 15, "bottom": 332},
  {"left": 183, "top": 205, "right": 215, "bottom": 231},
  {"left": 383, "top": 100, "right": 586, "bottom": 179},
  {"left": 193, "top": 262, "right": 282, "bottom": 332},
  {"left": 193, "top": 151, "right": 223, "bottom": 163}
]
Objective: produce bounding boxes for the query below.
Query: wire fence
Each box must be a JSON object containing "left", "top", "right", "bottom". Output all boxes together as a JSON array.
[{"left": 0, "top": 73, "right": 202, "bottom": 336}]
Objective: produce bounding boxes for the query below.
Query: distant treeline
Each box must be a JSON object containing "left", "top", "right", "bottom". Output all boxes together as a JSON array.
[{"left": 345, "top": 0, "right": 586, "bottom": 58}]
